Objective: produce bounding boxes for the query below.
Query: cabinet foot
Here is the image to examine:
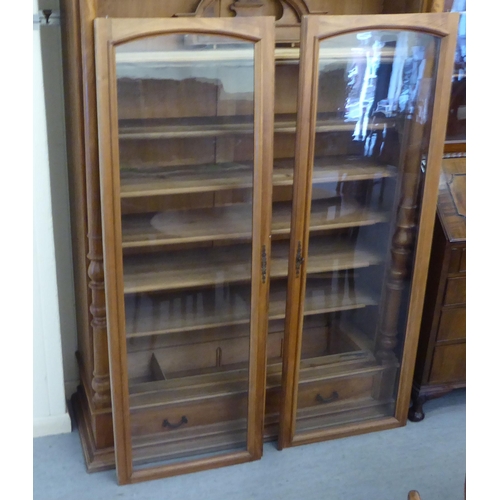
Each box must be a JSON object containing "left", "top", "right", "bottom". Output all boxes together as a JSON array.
[
  {"left": 71, "top": 387, "right": 116, "bottom": 472},
  {"left": 408, "top": 386, "right": 461, "bottom": 422},
  {"left": 408, "top": 395, "right": 428, "bottom": 422}
]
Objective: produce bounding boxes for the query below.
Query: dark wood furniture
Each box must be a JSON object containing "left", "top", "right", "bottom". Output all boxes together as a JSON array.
[
  {"left": 409, "top": 156, "right": 465, "bottom": 422},
  {"left": 409, "top": 0, "right": 466, "bottom": 422},
  {"left": 59, "top": 0, "right": 458, "bottom": 479},
  {"left": 442, "top": 0, "right": 466, "bottom": 154}
]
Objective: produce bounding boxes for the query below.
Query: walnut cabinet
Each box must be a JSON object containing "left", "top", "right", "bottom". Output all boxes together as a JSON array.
[
  {"left": 60, "top": 0, "right": 458, "bottom": 482},
  {"left": 409, "top": 156, "right": 466, "bottom": 422}
]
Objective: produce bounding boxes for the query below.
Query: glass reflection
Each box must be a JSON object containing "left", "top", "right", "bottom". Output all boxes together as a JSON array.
[
  {"left": 115, "top": 34, "right": 256, "bottom": 467},
  {"left": 343, "top": 32, "right": 434, "bottom": 145},
  {"left": 296, "top": 30, "right": 439, "bottom": 434},
  {"left": 447, "top": 3, "right": 466, "bottom": 141}
]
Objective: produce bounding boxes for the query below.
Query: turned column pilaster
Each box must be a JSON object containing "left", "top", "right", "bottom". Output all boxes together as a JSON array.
[
  {"left": 375, "top": 39, "right": 437, "bottom": 365},
  {"left": 375, "top": 182, "right": 419, "bottom": 364},
  {"left": 88, "top": 237, "right": 110, "bottom": 408},
  {"left": 80, "top": 0, "right": 111, "bottom": 409}
]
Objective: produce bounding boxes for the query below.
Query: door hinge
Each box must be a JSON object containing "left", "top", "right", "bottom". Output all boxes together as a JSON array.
[
  {"left": 261, "top": 245, "right": 267, "bottom": 284},
  {"left": 295, "top": 242, "right": 304, "bottom": 277}
]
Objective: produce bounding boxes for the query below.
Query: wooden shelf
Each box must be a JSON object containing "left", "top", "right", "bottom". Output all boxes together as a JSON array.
[
  {"left": 120, "top": 156, "right": 396, "bottom": 199},
  {"left": 122, "top": 238, "right": 383, "bottom": 294},
  {"left": 125, "top": 280, "right": 378, "bottom": 338},
  {"left": 122, "top": 204, "right": 252, "bottom": 248},
  {"left": 121, "top": 198, "right": 388, "bottom": 248},
  {"left": 129, "top": 331, "right": 379, "bottom": 407},
  {"left": 116, "top": 46, "right": 397, "bottom": 66},
  {"left": 116, "top": 48, "right": 256, "bottom": 65},
  {"left": 291, "top": 156, "right": 396, "bottom": 183},
  {"left": 119, "top": 116, "right": 254, "bottom": 140},
  {"left": 121, "top": 162, "right": 252, "bottom": 198},
  {"left": 118, "top": 115, "right": 393, "bottom": 140}
]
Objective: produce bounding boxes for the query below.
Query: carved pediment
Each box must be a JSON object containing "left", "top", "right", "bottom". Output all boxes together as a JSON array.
[
  {"left": 175, "top": 0, "right": 219, "bottom": 18},
  {"left": 176, "top": 0, "right": 325, "bottom": 24},
  {"left": 230, "top": 1, "right": 266, "bottom": 17}
]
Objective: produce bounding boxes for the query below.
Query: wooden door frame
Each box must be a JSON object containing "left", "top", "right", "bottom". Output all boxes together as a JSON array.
[
  {"left": 279, "top": 12, "right": 459, "bottom": 449},
  {"left": 95, "top": 16, "right": 275, "bottom": 484}
]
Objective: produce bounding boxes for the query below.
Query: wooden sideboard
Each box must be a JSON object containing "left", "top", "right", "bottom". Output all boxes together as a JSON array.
[{"left": 409, "top": 156, "right": 466, "bottom": 422}]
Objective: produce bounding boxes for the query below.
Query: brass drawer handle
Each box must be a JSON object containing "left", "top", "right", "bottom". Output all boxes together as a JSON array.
[
  {"left": 316, "top": 391, "right": 339, "bottom": 404},
  {"left": 162, "top": 415, "right": 188, "bottom": 429}
]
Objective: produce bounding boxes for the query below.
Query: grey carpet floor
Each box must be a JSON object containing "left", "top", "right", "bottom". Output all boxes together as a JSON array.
[{"left": 33, "top": 389, "right": 465, "bottom": 500}]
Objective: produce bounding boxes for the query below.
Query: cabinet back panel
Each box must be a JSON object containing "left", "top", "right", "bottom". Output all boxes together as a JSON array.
[
  {"left": 216, "top": 135, "right": 254, "bottom": 163},
  {"left": 121, "top": 189, "right": 254, "bottom": 216},
  {"left": 117, "top": 78, "right": 218, "bottom": 120},
  {"left": 119, "top": 138, "right": 217, "bottom": 169},
  {"left": 121, "top": 192, "right": 216, "bottom": 215},
  {"left": 275, "top": 64, "right": 299, "bottom": 115},
  {"left": 273, "top": 134, "right": 296, "bottom": 159}
]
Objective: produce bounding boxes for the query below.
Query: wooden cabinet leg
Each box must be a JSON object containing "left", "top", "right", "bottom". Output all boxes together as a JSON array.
[
  {"left": 408, "top": 394, "right": 429, "bottom": 422},
  {"left": 408, "top": 386, "right": 458, "bottom": 422}
]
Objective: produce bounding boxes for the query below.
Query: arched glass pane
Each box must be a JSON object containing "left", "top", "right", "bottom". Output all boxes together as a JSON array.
[
  {"left": 296, "top": 29, "right": 440, "bottom": 435},
  {"left": 115, "top": 33, "right": 256, "bottom": 468}
]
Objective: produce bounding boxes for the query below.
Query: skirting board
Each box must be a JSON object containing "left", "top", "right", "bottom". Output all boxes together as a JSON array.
[{"left": 34, "top": 412, "right": 72, "bottom": 438}]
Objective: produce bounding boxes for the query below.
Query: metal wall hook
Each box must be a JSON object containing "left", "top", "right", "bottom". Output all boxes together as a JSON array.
[
  {"left": 42, "top": 9, "right": 52, "bottom": 23},
  {"left": 33, "top": 9, "right": 60, "bottom": 26}
]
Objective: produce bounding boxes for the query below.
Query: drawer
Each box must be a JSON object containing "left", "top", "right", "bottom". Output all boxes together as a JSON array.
[
  {"left": 443, "top": 277, "right": 466, "bottom": 306},
  {"left": 265, "top": 366, "right": 381, "bottom": 418},
  {"left": 296, "top": 371, "right": 377, "bottom": 410},
  {"left": 459, "top": 249, "right": 466, "bottom": 273},
  {"left": 130, "top": 392, "right": 248, "bottom": 438},
  {"left": 429, "top": 343, "right": 466, "bottom": 384},
  {"left": 448, "top": 247, "right": 466, "bottom": 274},
  {"left": 437, "top": 308, "right": 466, "bottom": 342}
]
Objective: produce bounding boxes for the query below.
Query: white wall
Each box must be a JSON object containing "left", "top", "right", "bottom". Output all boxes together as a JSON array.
[
  {"left": 33, "top": 0, "right": 75, "bottom": 437},
  {"left": 37, "top": 0, "right": 80, "bottom": 398}
]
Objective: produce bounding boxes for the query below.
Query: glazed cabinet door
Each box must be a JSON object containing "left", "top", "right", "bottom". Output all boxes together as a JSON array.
[
  {"left": 279, "top": 13, "right": 458, "bottom": 447},
  {"left": 95, "top": 17, "right": 274, "bottom": 484}
]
